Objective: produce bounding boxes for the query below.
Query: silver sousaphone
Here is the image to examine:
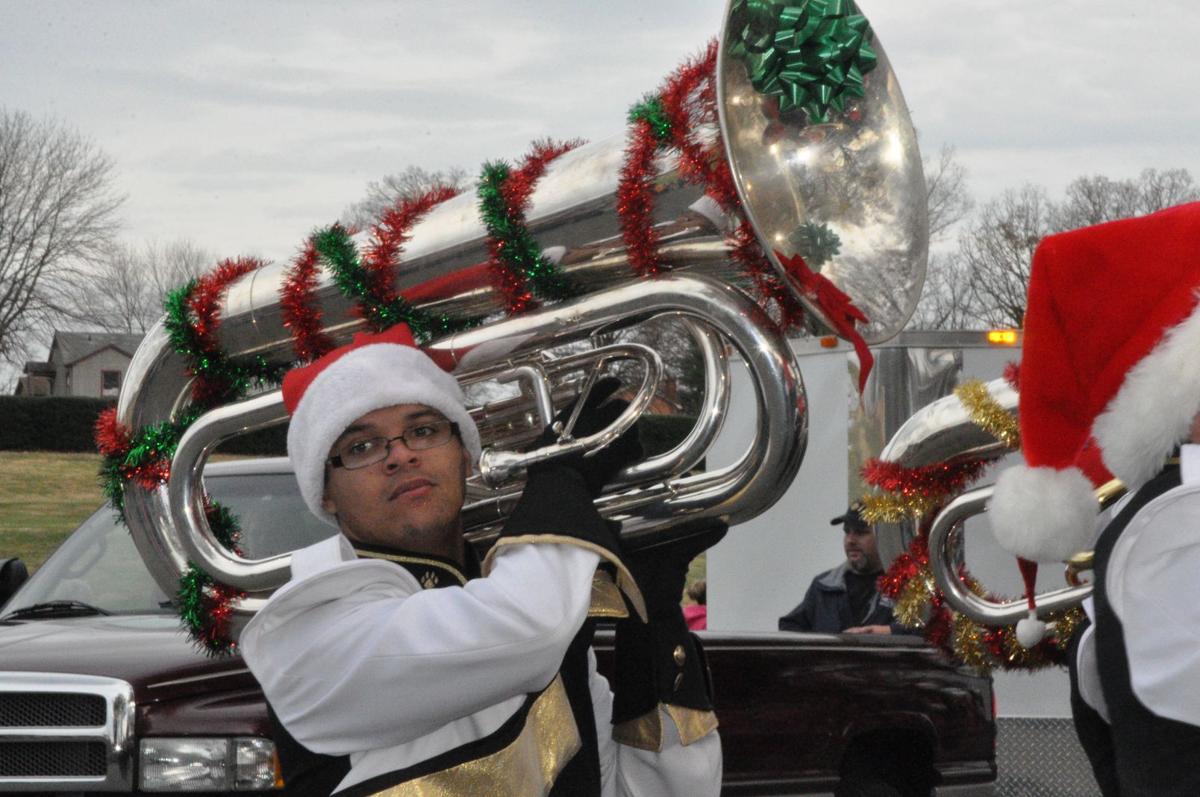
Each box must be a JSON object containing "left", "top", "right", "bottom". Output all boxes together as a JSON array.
[{"left": 119, "top": 0, "right": 928, "bottom": 625}]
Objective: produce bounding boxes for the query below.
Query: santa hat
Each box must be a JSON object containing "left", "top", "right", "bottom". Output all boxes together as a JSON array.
[
  {"left": 991, "top": 202, "right": 1200, "bottom": 564},
  {"left": 282, "top": 324, "right": 481, "bottom": 527}
]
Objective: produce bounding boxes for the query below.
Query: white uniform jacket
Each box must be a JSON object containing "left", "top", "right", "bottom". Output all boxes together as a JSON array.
[{"left": 239, "top": 533, "right": 722, "bottom": 795}]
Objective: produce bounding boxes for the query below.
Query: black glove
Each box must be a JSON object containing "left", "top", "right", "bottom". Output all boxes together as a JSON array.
[
  {"left": 611, "top": 519, "right": 728, "bottom": 730},
  {"left": 498, "top": 378, "right": 640, "bottom": 551},
  {"left": 531, "top": 376, "right": 643, "bottom": 497}
]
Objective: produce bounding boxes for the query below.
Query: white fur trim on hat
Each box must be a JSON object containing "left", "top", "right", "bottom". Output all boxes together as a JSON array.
[
  {"left": 1093, "top": 299, "right": 1200, "bottom": 489},
  {"left": 287, "top": 343, "right": 481, "bottom": 527},
  {"left": 990, "top": 464, "right": 1097, "bottom": 562}
]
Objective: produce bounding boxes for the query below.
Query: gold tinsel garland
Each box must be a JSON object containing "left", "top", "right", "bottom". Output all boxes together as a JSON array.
[
  {"left": 892, "top": 565, "right": 936, "bottom": 627},
  {"left": 860, "top": 492, "right": 942, "bottom": 524},
  {"left": 864, "top": 372, "right": 1087, "bottom": 672},
  {"left": 954, "top": 379, "right": 1020, "bottom": 449}
]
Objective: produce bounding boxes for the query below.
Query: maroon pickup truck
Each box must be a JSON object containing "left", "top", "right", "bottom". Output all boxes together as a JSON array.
[{"left": 0, "top": 459, "right": 995, "bottom": 795}]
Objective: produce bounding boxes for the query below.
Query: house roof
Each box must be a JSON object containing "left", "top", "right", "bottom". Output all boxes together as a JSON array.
[
  {"left": 22, "top": 361, "right": 55, "bottom": 376},
  {"left": 51, "top": 331, "right": 145, "bottom": 367}
]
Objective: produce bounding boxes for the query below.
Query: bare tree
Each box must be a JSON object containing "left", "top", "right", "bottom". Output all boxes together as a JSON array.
[
  {"left": 60, "top": 239, "right": 212, "bottom": 333},
  {"left": 908, "top": 252, "right": 982, "bottom": 330},
  {"left": 909, "top": 145, "right": 980, "bottom": 329},
  {"left": 958, "top": 185, "right": 1056, "bottom": 329},
  {"left": 0, "top": 109, "right": 123, "bottom": 363},
  {"left": 1055, "top": 167, "right": 1199, "bottom": 230},
  {"left": 924, "top": 144, "right": 974, "bottom": 242},
  {"left": 341, "top": 165, "right": 469, "bottom": 230}
]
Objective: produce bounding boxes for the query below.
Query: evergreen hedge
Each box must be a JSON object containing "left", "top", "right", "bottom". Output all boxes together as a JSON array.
[{"left": 0, "top": 397, "right": 115, "bottom": 452}]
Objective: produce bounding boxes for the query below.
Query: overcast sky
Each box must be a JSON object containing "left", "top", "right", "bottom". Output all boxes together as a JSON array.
[{"left": 3, "top": 0, "right": 1199, "bottom": 271}]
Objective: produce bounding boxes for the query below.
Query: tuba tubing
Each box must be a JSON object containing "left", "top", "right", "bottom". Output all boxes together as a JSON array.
[
  {"left": 155, "top": 274, "right": 806, "bottom": 614},
  {"left": 928, "top": 485, "right": 1093, "bottom": 625}
]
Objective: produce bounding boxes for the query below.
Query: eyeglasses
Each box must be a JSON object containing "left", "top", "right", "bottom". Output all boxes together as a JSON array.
[{"left": 327, "top": 420, "right": 460, "bottom": 470}]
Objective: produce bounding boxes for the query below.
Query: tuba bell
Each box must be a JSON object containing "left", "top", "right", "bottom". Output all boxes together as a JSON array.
[{"left": 116, "top": 0, "right": 929, "bottom": 628}]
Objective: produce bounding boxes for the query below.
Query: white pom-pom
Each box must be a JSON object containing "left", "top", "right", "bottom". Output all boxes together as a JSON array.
[
  {"left": 990, "top": 465, "right": 1097, "bottom": 562},
  {"left": 1015, "top": 611, "right": 1048, "bottom": 649}
]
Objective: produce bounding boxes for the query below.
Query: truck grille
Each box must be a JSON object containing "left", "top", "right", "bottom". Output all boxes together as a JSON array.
[
  {"left": 0, "top": 673, "right": 134, "bottom": 791},
  {"left": 0, "top": 693, "right": 107, "bottom": 728},
  {"left": 0, "top": 741, "right": 108, "bottom": 777}
]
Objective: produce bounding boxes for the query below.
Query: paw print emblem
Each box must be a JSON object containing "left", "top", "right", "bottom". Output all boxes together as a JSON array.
[{"left": 421, "top": 571, "right": 439, "bottom": 589}]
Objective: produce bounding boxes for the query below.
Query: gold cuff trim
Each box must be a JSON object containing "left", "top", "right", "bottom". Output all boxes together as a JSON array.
[
  {"left": 484, "top": 535, "right": 647, "bottom": 622},
  {"left": 369, "top": 675, "right": 580, "bottom": 797},
  {"left": 612, "top": 704, "right": 719, "bottom": 752},
  {"left": 664, "top": 704, "right": 719, "bottom": 746},
  {"left": 612, "top": 707, "right": 663, "bottom": 752},
  {"left": 588, "top": 570, "right": 630, "bottom": 619}
]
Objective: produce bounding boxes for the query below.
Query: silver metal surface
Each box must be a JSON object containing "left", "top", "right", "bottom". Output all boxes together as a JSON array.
[
  {"left": 995, "top": 717, "right": 1099, "bottom": 797},
  {"left": 717, "top": 1, "right": 928, "bottom": 343},
  {"left": 476, "top": 342, "right": 664, "bottom": 486},
  {"left": 0, "top": 672, "right": 135, "bottom": 791}
]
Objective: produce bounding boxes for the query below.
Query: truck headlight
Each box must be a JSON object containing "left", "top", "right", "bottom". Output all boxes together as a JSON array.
[{"left": 139, "top": 737, "right": 279, "bottom": 791}]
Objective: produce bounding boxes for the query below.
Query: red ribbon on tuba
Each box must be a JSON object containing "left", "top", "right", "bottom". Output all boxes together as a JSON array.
[{"left": 774, "top": 249, "right": 874, "bottom": 393}]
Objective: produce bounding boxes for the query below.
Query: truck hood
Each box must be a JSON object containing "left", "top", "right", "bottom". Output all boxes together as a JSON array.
[{"left": 0, "top": 614, "right": 254, "bottom": 700}]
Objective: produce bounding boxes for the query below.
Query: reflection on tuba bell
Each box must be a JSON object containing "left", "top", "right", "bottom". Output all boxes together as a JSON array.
[{"left": 117, "top": 0, "right": 928, "bottom": 627}]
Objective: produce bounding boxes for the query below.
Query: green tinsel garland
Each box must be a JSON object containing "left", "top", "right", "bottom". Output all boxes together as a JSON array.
[
  {"left": 628, "top": 95, "right": 673, "bottom": 142},
  {"left": 314, "top": 224, "right": 475, "bottom": 344},
  {"left": 477, "top": 162, "right": 577, "bottom": 303},
  {"left": 163, "top": 282, "right": 285, "bottom": 405}
]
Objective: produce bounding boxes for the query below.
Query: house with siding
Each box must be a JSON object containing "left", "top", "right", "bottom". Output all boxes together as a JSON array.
[{"left": 14, "top": 331, "right": 144, "bottom": 398}]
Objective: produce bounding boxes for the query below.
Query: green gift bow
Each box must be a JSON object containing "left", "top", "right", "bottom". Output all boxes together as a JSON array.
[{"left": 727, "top": 0, "right": 877, "bottom": 122}]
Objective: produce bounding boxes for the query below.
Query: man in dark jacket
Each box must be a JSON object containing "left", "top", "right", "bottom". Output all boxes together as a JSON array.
[{"left": 777, "top": 503, "right": 895, "bottom": 634}]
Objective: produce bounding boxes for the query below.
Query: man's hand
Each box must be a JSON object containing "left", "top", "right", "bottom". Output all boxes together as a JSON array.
[{"left": 844, "top": 624, "right": 893, "bottom": 635}]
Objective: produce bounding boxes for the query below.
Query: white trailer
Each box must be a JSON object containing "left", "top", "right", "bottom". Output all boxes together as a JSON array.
[{"left": 706, "top": 330, "right": 1100, "bottom": 797}]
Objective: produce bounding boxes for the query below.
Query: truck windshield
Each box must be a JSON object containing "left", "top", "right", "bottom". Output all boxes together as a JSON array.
[
  {"left": 5, "top": 468, "right": 336, "bottom": 617},
  {"left": 4, "top": 507, "right": 171, "bottom": 616}
]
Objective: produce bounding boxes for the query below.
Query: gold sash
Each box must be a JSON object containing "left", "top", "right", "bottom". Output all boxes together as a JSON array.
[{"left": 368, "top": 675, "right": 580, "bottom": 797}]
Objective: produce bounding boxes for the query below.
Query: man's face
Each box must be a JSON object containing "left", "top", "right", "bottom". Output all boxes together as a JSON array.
[
  {"left": 320, "top": 403, "right": 471, "bottom": 559},
  {"left": 843, "top": 523, "right": 882, "bottom": 574}
]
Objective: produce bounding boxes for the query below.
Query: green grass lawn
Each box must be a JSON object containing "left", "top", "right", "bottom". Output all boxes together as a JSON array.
[{"left": 0, "top": 452, "right": 106, "bottom": 573}]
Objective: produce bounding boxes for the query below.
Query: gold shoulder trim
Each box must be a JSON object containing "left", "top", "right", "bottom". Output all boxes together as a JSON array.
[
  {"left": 369, "top": 675, "right": 580, "bottom": 797},
  {"left": 484, "top": 535, "right": 647, "bottom": 622},
  {"left": 612, "top": 704, "right": 719, "bottom": 752},
  {"left": 588, "top": 570, "right": 630, "bottom": 619}
]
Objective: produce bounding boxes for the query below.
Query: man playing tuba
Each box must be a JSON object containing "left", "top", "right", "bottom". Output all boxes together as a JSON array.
[
  {"left": 239, "top": 323, "right": 723, "bottom": 796},
  {"left": 989, "top": 201, "right": 1200, "bottom": 795}
]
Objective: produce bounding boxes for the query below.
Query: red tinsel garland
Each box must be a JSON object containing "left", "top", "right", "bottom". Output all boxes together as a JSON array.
[
  {"left": 187, "top": 258, "right": 260, "bottom": 344},
  {"left": 185, "top": 258, "right": 261, "bottom": 405},
  {"left": 362, "top": 184, "right": 462, "bottom": 309},
  {"left": 280, "top": 237, "right": 336, "bottom": 362},
  {"left": 862, "top": 458, "right": 989, "bottom": 499},
  {"left": 878, "top": 533, "right": 929, "bottom": 598},
  {"left": 94, "top": 407, "right": 130, "bottom": 458},
  {"left": 617, "top": 116, "right": 667, "bottom": 277},
  {"left": 1004, "top": 361, "right": 1021, "bottom": 390},
  {"left": 616, "top": 40, "right": 807, "bottom": 328}
]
